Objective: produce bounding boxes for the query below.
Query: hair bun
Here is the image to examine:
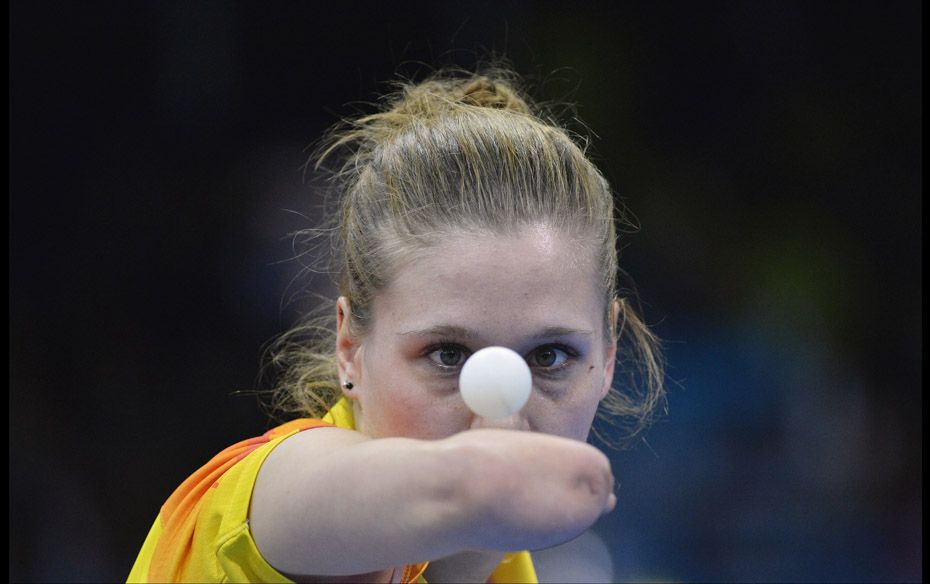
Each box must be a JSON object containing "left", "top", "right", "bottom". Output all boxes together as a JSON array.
[
  {"left": 389, "top": 73, "right": 533, "bottom": 119},
  {"left": 457, "top": 77, "right": 531, "bottom": 113}
]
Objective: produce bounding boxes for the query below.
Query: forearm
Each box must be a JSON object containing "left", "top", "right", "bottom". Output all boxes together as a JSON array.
[
  {"left": 251, "top": 430, "right": 470, "bottom": 577},
  {"left": 250, "top": 427, "right": 615, "bottom": 578}
]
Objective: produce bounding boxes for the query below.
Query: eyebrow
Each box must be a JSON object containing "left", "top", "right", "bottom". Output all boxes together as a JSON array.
[{"left": 397, "top": 325, "right": 593, "bottom": 340}]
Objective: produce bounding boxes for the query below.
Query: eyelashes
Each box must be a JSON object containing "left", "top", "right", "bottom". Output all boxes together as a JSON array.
[
  {"left": 423, "top": 341, "right": 580, "bottom": 376},
  {"left": 430, "top": 345, "right": 470, "bottom": 368}
]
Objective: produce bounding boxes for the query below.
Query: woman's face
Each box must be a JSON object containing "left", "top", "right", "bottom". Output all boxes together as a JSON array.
[{"left": 337, "top": 224, "right": 617, "bottom": 442}]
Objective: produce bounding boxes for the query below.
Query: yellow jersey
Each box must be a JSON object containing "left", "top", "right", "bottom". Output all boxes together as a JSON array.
[{"left": 127, "top": 399, "right": 537, "bottom": 583}]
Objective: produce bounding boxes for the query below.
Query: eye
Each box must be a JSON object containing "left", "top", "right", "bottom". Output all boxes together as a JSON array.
[
  {"left": 528, "top": 345, "right": 571, "bottom": 369},
  {"left": 427, "top": 344, "right": 470, "bottom": 369}
]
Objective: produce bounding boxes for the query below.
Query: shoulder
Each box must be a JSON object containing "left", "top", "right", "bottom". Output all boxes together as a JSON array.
[{"left": 136, "top": 419, "right": 337, "bottom": 582}]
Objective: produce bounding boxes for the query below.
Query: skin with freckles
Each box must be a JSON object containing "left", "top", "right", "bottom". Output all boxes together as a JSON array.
[{"left": 337, "top": 223, "right": 618, "bottom": 443}]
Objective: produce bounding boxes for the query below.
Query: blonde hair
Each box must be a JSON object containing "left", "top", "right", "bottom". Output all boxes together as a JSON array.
[{"left": 261, "top": 66, "right": 666, "bottom": 448}]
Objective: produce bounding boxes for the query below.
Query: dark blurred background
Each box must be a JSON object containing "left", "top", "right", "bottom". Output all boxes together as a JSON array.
[{"left": 10, "top": 1, "right": 921, "bottom": 582}]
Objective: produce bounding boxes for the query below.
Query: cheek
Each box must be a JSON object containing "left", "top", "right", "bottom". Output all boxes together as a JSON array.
[
  {"left": 361, "top": 371, "right": 470, "bottom": 440},
  {"left": 529, "top": 368, "right": 605, "bottom": 440},
  {"left": 364, "top": 387, "right": 420, "bottom": 434},
  {"left": 528, "top": 399, "right": 594, "bottom": 441}
]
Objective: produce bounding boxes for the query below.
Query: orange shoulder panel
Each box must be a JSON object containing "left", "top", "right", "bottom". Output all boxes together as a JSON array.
[{"left": 150, "top": 418, "right": 332, "bottom": 581}]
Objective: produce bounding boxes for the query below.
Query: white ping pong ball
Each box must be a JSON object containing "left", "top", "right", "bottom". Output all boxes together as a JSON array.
[{"left": 458, "top": 346, "right": 532, "bottom": 419}]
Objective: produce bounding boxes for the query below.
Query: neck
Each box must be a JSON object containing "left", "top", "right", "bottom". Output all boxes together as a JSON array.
[{"left": 423, "top": 550, "right": 505, "bottom": 584}]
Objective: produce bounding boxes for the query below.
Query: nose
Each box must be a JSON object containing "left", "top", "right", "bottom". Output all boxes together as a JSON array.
[{"left": 469, "top": 412, "right": 531, "bottom": 431}]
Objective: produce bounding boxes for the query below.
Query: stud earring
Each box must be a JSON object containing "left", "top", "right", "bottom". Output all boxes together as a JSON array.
[{"left": 342, "top": 380, "right": 354, "bottom": 390}]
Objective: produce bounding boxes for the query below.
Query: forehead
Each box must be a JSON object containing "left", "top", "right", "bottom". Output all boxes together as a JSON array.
[{"left": 372, "top": 225, "right": 604, "bottom": 339}]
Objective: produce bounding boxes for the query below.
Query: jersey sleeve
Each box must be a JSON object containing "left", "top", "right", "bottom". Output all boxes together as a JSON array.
[
  {"left": 127, "top": 407, "right": 523, "bottom": 583},
  {"left": 129, "top": 418, "right": 331, "bottom": 582}
]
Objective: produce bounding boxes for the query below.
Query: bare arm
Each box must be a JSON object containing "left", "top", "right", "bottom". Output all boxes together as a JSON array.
[{"left": 249, "top": 427, "right": 615, "bottom": 579}]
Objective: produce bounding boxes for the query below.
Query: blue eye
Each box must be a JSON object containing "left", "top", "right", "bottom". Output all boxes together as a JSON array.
[
  {"left": 427, "top": 344, "right": 470, "bottom": 368},
  {"left": 528, "top": 345, "right": 577, "bottom": 370}
]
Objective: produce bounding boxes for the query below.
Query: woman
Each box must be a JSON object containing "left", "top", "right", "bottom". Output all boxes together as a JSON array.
[{"left": 129, "top": 66, "right": 665, "bottom": 583}]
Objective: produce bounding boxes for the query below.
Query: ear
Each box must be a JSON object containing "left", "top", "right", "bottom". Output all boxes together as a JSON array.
[
  {"left": 600, "top": 298, "right": 621, "bottom": 400},
  {"left": 335, "top": 296, "right": 363, "bottom": 399}
]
